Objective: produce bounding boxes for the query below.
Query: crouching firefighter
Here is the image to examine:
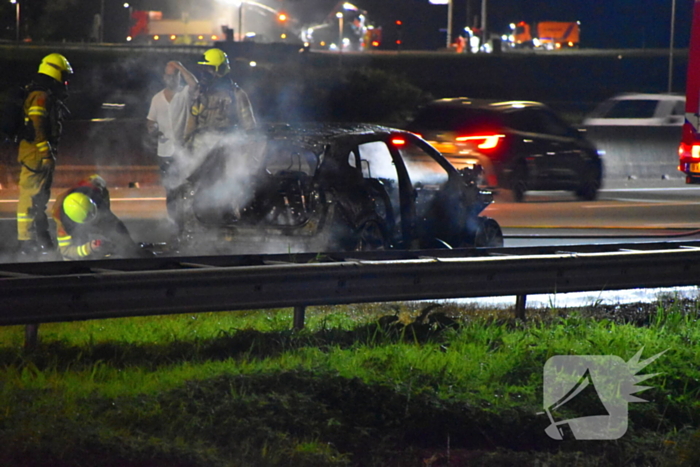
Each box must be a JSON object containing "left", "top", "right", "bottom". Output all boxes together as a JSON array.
[
  {"left": 52, "top": 175, "right": 147, "bottom": 260},
  {"left": 17, "top": 53, "right": 72, "bottom": 258}
]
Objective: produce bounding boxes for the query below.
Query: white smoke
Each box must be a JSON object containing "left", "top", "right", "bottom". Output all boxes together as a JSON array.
[{"left": 175, "top": 128, "right": 266, "bottom": 210}]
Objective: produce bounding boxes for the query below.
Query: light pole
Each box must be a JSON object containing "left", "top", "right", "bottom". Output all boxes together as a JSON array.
[
  {"left": 238, "top": 2, "right": 243, "bottom": 41},
  {"left": 100, "top": 0, "right": 105, "bottom": 42},
  {"left": 336, "top": 11, "right": 343, "bottom": 52},
  {"left": 668, "top": 0, "right": 676, "bottom": 92},
  {"left": 447, "top": 0, "right": 453, "bottom": 48},
  {"left": 480, "top": 0, "right": 487, "bottom": 51},
  {"left": 429, "top": 0, "right": 454, "bottom": 49},
  {"left": 10, "top": 0, "right": 19, "bottom": 42}
]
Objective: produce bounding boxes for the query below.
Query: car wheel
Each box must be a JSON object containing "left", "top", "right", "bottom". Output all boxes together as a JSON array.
[
  {"left": 472, "top": 217, "right": 504, "bottom": 248},
  {"left": 510, "top": 163, "right": 527, "bottom": 202},
  {"left": 575, "top": 172, "right": 600, "bottom": 201},
  {"left": 352, "top": 218, "right": 389, "bottom": 251}
]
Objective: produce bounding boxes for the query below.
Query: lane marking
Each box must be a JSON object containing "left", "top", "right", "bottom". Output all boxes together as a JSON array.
[
  {"left": 601, "top": 187, "right": 700, "bottom": 192},
  {"left": 585, "top": 201, "right": 700, "bottom": 208}
]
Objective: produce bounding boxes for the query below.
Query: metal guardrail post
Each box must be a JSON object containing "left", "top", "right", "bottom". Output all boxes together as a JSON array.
[
  {"left": 293, "top": 305, "right": 306, "bottom": 330},
  {"left": 24, "top": 324, "right": 39, "bottom": 350},
  {"left": 514, "top": 294, "right": 527, "bottom": 321}
]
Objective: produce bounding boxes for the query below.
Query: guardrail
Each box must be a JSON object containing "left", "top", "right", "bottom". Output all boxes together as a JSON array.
[
  {"left": 2, "top": 241, "right": 700, "bottom": 340},
  {"left": 580, "top": 125, "right": 683, "bottom": 181}
]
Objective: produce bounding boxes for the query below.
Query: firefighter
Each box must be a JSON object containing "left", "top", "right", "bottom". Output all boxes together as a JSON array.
[
  {"left": 16, "top": 53, "right": 72, "bottom": 259},
  {"left": 184, "top": 48, "right": 256, "bottom": 157},
  {"left": 52, "top": 174, "right": 146, "bottom": 260}
]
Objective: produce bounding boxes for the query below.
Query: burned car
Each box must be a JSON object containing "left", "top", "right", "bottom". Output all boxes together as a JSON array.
[{"left": 171, "top": 123, "right": 503, "bottom": 255}]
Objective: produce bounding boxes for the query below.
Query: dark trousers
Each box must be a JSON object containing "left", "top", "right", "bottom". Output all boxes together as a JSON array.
[{"left": 159, "top": 157, "right": 178, "bottom": 220}]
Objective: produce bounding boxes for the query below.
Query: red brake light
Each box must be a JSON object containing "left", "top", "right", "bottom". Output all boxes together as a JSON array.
[
  {"left": 679, "top": 141, "right": 700, "bottom": 161},
  {"left": 391, "top": 137, "right": 406, "bottom": 146},
  {"left": 455, "top": 134, "right": 505, "bottom": 150},
  {"left": 679, "top": 122, "right": 700, "bottom": 162}
]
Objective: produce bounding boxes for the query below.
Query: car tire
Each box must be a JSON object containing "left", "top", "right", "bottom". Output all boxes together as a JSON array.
[
  {"left": 512, "top": 181, "right": 527, "bottom": 203},
  {"left": 352, "top": 217, "right": 389, "bottom": 251},
  {"left": 575, "top": 168, "right": 601, "bottom": 201},
  {"left": 472, "top": 217, "right": 504, "bottom": 248},
  {"left": 510, "top": 162, "right": 528, "bottom": 202}
]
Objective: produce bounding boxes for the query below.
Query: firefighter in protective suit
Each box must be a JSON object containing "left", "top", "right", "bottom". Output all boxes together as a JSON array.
[
  {"left": 184, "top": 48, "right": 256, "bottom": 156},
  {"left": 17, "top": 53, "right": 72, "bottom": 258},
  {"left": 52, "top": 175, "right": 146, "bottom": 260}
]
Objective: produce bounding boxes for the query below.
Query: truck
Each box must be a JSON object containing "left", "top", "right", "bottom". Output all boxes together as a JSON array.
[
  {"left": 506, "top": 21, "right": 580, "bottom": 50},
  {"left": 127, "top": 11, "right": 223, "bottom": 45},
  {"left": 300, "top": 2, "right": 381, "bottom": 51},
  {"left": 679, "top": 0, "right": 700, "bottom": 183}
]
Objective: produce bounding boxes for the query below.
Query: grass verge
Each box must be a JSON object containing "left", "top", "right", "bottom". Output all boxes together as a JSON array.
[{"left": 0, "top": 298, "right": 699, "bottom": 466}]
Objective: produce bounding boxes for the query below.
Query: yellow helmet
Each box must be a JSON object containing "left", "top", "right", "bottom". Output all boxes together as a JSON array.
[
  {"left": 63, "top": 192, "right": 97, "bottom": 224},
  {"left": 38, "top": 53, "right": 73, "bottom": 83},
  {"left": 197, "top": 48, "right": 230, "bottom": 76}
]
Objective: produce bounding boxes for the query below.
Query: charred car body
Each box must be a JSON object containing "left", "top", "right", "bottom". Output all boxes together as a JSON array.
[{"left": 171, "top": 124, "right": 503, "bottom": 255}]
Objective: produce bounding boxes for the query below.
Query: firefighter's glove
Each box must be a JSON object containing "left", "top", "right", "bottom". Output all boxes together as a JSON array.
[{"left": 90, "top": 238, "right": 114, "bottom": 257}]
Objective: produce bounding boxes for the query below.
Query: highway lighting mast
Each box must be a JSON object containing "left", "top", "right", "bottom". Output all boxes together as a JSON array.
[
  {"left": 447, "top": 0, "right": 453, "bottom": 48},
  {"left": 9, "top": 0, "right": 19, "bottom": 42},
  {"left": 480, "top": 0, "right": 487, "bottom": 51},
  {"left": 429, "top": 0, "right": 452, "bottom": 48},
  {"left": 336, "top": 11, "right": 343, "bottom": 51},
  {"left": 100, "top": 0, "right": 104, "bottom": 42},
  {"left": 668, "top": 0, "right": 676, "bottom": 92}
]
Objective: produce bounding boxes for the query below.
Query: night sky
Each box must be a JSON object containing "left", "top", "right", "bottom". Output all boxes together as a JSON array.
[
  {"left": 347, "top": 0, "right": 696, "bottom": 50},
  {"left": 1, "top": 0, "right": 694, "bottom": 50}
]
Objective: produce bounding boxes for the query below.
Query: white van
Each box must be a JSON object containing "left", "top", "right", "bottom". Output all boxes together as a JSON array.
[{"left": 583, "top": 93, "right": 685, "bottom": 126}]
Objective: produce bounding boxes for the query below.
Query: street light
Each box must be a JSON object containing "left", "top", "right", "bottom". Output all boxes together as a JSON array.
[
  {"left": 238, "top": 2, "right": 243, "bottom": 41},
  {"left": 336, "top": 11, "right": 343, "bottom": 52},
  {"left": 429, "top": 0, "right": 450, "bottom": 48},
  {"left": 100, "top": 0, "right": 104, "bottom": 42},
  {"left": 9, "top": 0, "right": 19, "bottom": 43},
  {"left": 668, "top": 0, "right": 676, "bottom": 92},
  {"left": 480, "top": 0, "right": 487, "bottom": 52}
]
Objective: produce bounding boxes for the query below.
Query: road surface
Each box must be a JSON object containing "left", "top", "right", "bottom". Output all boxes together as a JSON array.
[{"left": 1, "top": 177, "right": 700, "bottom": 259}]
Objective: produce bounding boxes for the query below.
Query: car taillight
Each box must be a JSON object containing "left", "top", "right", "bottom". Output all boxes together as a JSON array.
[
  {"left": 455, "top": 134, "right": 505, "bottom": 151},
  {"left": 678, "top": 141, "right": 700, "bottom": 161},
  {"left": 679, "top": 122, "right": 700, "bottom": 163}
]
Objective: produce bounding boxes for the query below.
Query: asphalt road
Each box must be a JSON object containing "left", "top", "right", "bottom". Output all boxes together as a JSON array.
[
  {"left": 1, "top": 176, "right": 700, "bottom": 261},
  {"left": 484, "top": 177, "right": 700, "bottom": 246}
]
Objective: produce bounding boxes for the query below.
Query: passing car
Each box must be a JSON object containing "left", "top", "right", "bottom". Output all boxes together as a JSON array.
[
  {"left": 583, "top": 93, "right": 685, "bottom": 126},
  {"left": 405, "top": 98, "right": 602, "bottom": 202},
  {"left": 171, "top": 123, "right": 503, "bottom": 255}
]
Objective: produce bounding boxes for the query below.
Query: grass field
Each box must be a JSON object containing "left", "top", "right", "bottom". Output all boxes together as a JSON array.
[{"left": 0, "top": 298, "right": 699, "bottom": 466}]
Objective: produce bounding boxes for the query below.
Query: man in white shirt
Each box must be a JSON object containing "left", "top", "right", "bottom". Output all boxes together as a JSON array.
[{"left": 146, "top": 61, "right": 197, "bottom": 218}]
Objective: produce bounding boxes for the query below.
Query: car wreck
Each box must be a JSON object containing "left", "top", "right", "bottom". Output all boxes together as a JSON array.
[{"left": 170, "top": 123, "right": 503, "bottom": 255}]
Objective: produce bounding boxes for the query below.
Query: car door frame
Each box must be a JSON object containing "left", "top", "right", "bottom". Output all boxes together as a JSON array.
[{"left": 385, "top": 132, "right": 477, "bottom": 248}]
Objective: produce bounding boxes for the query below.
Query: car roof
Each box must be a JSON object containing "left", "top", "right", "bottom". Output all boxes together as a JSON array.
[
  {"left": 425, "top": 97, "right": 548, "bottom": 112},
  {"left": 603, "top": 93, "right": 685, "bottom": 102},
  {"left": 264, "top": 123, "right": 405, "bottom": 144}
]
